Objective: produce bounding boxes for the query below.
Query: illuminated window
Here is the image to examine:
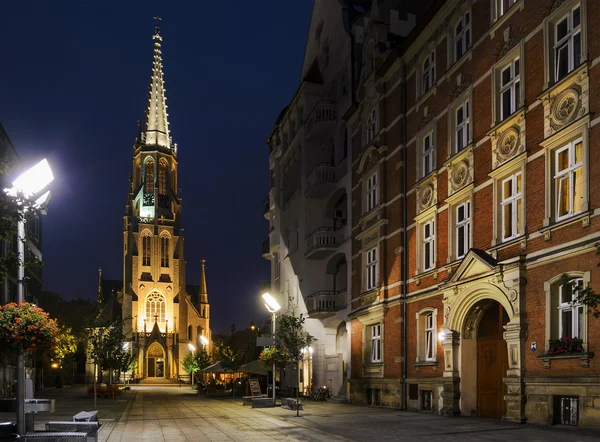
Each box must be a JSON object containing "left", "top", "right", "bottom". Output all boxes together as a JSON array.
[
  {"left": 146, "top": 292, "right": 165, "bottom": 324},
  {"left": 554, "top": 139, "right": 583, "bottom": 222},
  {"left": 144, "top": 159, "right": 154, "bottom": 194},
  {"left": 555, "top": 5, "right": 581, "bottom": 82},
  {"left": 158, "top": 160, "right": 167, "bottom": 196}
]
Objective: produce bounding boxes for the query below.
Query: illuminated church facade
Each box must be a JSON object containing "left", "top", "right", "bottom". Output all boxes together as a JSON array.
[{"left": 120, "top": 22, "right": 211, "bottom": 381}]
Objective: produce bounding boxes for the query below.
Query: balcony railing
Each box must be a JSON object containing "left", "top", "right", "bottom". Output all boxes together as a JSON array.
[
  {"left": 305, "top": 158, "right": 347, "bottom": 198},
  {"left": 305, "top": 226, "right": 346, "bottom": 258},
  {"left": 305, "top": 100, "right": 336, "bottom": 138},
  {"left": 307, "top": 290, "right": 347, "bottom": 318}
]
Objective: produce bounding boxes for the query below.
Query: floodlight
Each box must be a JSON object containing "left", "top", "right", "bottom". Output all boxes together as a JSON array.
[
  {"left": 9, "top": 159, "right": 54, "bottom": 198},
  {"left": 262, "top": 292, "right": 281, "bottom": 313},
  {"left": 199, "top": 335, "right": 209, "bottom": 346},
  {"left": 188, "top": 343, "right": 195, "bottom": 352}
]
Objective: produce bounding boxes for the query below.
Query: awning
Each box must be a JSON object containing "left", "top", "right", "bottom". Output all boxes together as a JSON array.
[{"left": 237, "top": 360, "right": 269, "bottom": 375}]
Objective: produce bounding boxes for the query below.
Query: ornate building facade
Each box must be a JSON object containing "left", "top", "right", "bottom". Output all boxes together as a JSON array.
[
  {"left": 121, "top": 23, "right": 211, "bottom": 381},
  {"left": 345, "top": 0, "right": 600, "bottom": 428}
]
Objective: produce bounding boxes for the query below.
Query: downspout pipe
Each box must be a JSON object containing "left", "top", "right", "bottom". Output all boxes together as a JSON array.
[{"left": 401, "top": 60, "right": 408, "bottom": 411}]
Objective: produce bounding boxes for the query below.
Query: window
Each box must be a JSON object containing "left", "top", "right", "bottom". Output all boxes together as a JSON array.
[
  {"left": 454, "top": 11, "right": 471, "bottom": 61},
  {"left": 145, "top": 292, "right": 165, "bottom": 324},
  {"left": 366, "top": 248, "right": 378, "bottom": 290},
  {"left": 366, "top": 108, "right": 378, "bottom": 143},
  {"left": 422, "top": 50, "right": 435, "bottom": 94},
  {"left": 554, "top": 139, "right": 583, "bottom": 221},
  {"left": 425, "top": 313, "right": 435, "bottom": 360},
  {"left": 370, "top": 324, "right": 381, "bottom": 362},
  {"left": 423, "top": 131, "right": 434, "bottom": 177},
  {"left": 501, "top": 173, "right": 522, "bottom": 240},
  {"left": 367, "top": 172, "right": 377, "bottom": 211},
  {"left": 455, "top": 100, "right": 470, "bottom": 152},
  {"left": 158, "top": 161, "right": 167, "bottom": 195},
  {"left": 555, "top": 5, "right": 581, "bottom": 82},
  {"left": 496, "top": 0, "right": 517, "bottom": 18},
  {"left": 142, "top": 234, "right": 151, "bottom": 266},
  {"left": 455, "top": 201, "right": 471, "bottom": 259},
  {"left": 500, "top": 58, "right": 520, "bottom": 120},
  {"left": 558, "top": 278, "right": 584, "bottom": 339},
  {"left": 160, "top": 235, "right": 169, "bottom": 267},
  {"left": 423, "top": 220, "right": 435, "bottom": 271},
  {"left": 144, "top": 159, "right": 154, "bottom": 193}
]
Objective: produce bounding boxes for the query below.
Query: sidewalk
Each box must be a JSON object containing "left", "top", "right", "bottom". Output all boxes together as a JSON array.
[{"left": 0, "top": 384, "right": 133, "bottom": 440}]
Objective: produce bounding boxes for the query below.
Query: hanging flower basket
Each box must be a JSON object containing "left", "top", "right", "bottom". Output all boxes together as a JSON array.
[
  {"left": 0, "top": 302, "right": 59, "bottom": 355},
  {"left": 547, "top": 336, "right": 585, "bottom": 355}
]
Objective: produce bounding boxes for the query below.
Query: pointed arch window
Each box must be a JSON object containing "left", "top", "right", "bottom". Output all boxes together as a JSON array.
[
  {"left": 158, "top": 160, "right": 168, "bottom": 196},
  {"left": 146, "top": 292, "right": 165, "bottom": 324},
  {"left": 142, "top": 234, "right": 151, "bottom": 266},
  {"left": 145, "top": 159, "right": 155, "bottom": 193},
  {"left": 160, "top": 235, "right": 169, "bottom": 267}
]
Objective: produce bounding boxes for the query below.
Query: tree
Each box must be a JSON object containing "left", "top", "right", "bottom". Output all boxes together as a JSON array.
[
  {"left": 53, "top": 326, "right": 77, "bottom": 362},
  {"left": 196, "top": 348, "right": 212, "bottom": 371},
  {"left": 219, "top": 345, "right": 242, "bottom": 371},
  {"left": 264, "top": 313, "right": 313, "bottom": 416},
  {"left": 182, "top": 352, "right": 200, "bottom": 386}
]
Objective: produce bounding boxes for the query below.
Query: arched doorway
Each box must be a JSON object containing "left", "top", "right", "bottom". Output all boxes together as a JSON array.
[
  {"left": 146, "top": 343, "right": 165, "bottom": 378},
  {"left": 460, "top": 300, "right": 508, "bottom": 418}
]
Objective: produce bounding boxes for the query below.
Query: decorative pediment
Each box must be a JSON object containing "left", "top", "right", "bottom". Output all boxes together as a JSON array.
[
  {"left": 448, "top": 249, "right": 497, "bottom": 284},
  {"left": 357, "top": 144, "right": 387, "bottom": 174},
  {"left": 449, "top": 73, "right": 472, "bottom": 102}
]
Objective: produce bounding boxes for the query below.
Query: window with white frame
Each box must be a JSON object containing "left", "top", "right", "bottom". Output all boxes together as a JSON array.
[
  {"left": 454, "top": 11, "right": 471, "bottom": 61},
  {"left": 455, "top": 201, "right": 471, "bottom": 259},
  {"left": 417, "top": 309, "right": 437, "bottom": 362},
  {"left": 496, "top": 0, "right": 517, "bottom": 18},
  {"left": 366, "top": 107, "right": 378, "bottom": 143},
  {"left": 500, "top": 57, "right": 520, "bottom": 121},
  {"left": 367, "top": 172, "right": 377, "bottom": 211},
  {"left": 371, "top": 324, "right": 381, "bottom": 362},
  {"left": 554, "top": 138, "right": 583, "bottom": 221},
  {"left": 558, "top": 278, "right": 584, "bottom": 339},
  {"left": 423, "top": 219, "right": 435, "bottom": 271},
  {"left": 422, "top": 50, "right": 435, "bottom": 94},
  {"left": 423, "top": 131, "right": 434, "bottom": 177},
  {"left": 425, "top": 313, "right": 435, "bottom": 360},
  {"left": 501, "top": 173, "right": 522, "bottom": 241},
  {"left": 555, "top": 4, "right": 581, "bottom": 82},
  {"left": 455, "top": 100, "right": 470, "bottom": 152},
  {"left": 366, "top": 247, "right": 378, "bottom": 290}
]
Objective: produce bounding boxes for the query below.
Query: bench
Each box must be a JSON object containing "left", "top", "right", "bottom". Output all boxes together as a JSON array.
[
  {"left": 46, "top": 422, "right": 99, "bottom": 442},
  {"left": 281, "top": 398, "right": 303, "bottom": 410},
  {"left": 0, "top": 421, "right": 16, "bottom": 440},
  {"left": 86, "top": 385, "right": 123, "bottom": 399},
  {"left": 242, "top": 395, "right": 268, "bottom": 406},
  {"left": 72, "top": 411, "right": 98, "bottom": 423},
  {"left": 251, "top": 397, "right": 275, "bottom": 408},
  {"left": 22, "top": 432, "right": 88, "bottom": 441}
]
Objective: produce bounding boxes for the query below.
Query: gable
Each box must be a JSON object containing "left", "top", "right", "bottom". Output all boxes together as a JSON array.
[{"left": 449, "top": 249, "right": 497, "bottom": 283}]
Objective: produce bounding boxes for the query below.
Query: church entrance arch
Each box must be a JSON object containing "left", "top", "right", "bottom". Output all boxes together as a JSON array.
[{"left": 146, "top": 342, "right": 165, "bottom": 378}]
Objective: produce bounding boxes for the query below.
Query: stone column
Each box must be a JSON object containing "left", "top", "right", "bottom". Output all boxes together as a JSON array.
[
  {"left": 440, "top": 329, "right": 461, "bottom": 416},
  {"left": 503, "top": 319, "right": 526, "bottom": 423}
]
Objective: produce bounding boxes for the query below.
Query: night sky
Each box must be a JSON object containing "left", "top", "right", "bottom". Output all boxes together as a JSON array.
[{"left": 1, "top": 1, "right": 313, "bottom": 333}]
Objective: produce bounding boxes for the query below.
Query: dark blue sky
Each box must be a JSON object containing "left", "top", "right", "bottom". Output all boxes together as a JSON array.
[{"left": 1, "top": 1, "right": 313, "bottom": 333}]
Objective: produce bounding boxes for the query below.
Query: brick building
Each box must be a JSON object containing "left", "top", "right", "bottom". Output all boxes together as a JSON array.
[{"left": 347, "top": 0, "right": 600, "bottom": 427}]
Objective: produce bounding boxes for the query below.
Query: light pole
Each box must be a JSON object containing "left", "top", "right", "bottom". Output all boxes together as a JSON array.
[
  {"left": 188, "top": 343, "right": 195, "bottom": 388},
  {"left": 199, "top": 335, "right": 208, "bottom": 393},
  {"left": 262, "top": 292, "right": 280, "bottom": 406},
  {"left": 4, "top": 159, "right": 54, "bottom": 436}
]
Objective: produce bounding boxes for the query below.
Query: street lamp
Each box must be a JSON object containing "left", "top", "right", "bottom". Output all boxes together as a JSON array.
[
  {"left": 262, "top": 292, "right": 280, "bottom": 405},
  {"left": 4, "top": 158, "right": 53, "bottom": 435},
  {"left": 188, "top": 344, "right": 196, "bottom": 387},
  {"left": 199, "top": 335, "right": 209, "bottom": 347}
]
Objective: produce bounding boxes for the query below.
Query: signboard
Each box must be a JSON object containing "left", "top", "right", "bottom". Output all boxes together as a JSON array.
[{"left": 249, "top": 378, "right": 261, "bottom": 397}]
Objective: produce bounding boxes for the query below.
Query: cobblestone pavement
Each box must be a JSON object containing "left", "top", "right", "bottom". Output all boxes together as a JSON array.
[{"left": 4, "top": 385, "right": 600, "bottom": 441}]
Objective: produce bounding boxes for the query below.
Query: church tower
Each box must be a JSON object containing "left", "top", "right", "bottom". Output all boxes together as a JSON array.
[{"left": 122, "top": 21, "right": 211, "bottom": 381}]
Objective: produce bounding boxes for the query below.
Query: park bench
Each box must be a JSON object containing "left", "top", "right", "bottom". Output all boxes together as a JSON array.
[
  {"left": 72, "top": 411, "right": 98, "bottom": 423},
  {"left": 0, "top": 422, "right": 16, "bottom": 441},
  {"left": 281, "top": 398, "right": 303, "bottom": 410},
  {"left": 22, "top": 432, "right": 88, "bottom": 441},
  {"left": 251, "top": 397, "right": 275, "bottom": 408},
  {"left": 242, "top": 394, "right": 269, "bottom": 406},
  {"left": 46, "top": 422, "right": 99, "bottom": 442}
]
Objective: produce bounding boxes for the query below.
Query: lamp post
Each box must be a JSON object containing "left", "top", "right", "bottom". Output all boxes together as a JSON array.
[
  {"left": 4, "top": 159, "right": 53, "bottom": 435},
  {"left": 199, "top": 335, "right": 208, "bottom": 393},
  {"left": 188, "top": 343, "right": 195, "bottom": 388},
  {"left": 262, "top": 292, "right": 280, "bottom": 406}
]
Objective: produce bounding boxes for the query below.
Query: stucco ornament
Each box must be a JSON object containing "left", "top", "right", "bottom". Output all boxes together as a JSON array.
[
  {"left": 497, "top": 127, "right": 519, "bottom": 161},
  {"left": 419, "top": 184, "right": 434, "bottom": 208},
  {"left": 549, "top": 87, "right": 581, "bottom": 133},
  {"left": 451, "top": 160, "right": 469, "bottom": 189}
]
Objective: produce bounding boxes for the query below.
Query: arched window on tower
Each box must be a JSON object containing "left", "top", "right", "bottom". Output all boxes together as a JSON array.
[
  {"left": 142, "top": 234, "right": 151, "bottom": 266},
  {"left": 188, "top": 325, "right": 193, "bottom": 341},
  {"left": 158, "top": 160, "right": 168, "bottom": 196},
  {"left": 161, "top": 235, "right": 169, "bottom": 267},
  {"left": 145, "top": 159, "right": 155, "bottom": 194},
  {"left": 145, "top": 292, "right": 165, "bottom": 324}
]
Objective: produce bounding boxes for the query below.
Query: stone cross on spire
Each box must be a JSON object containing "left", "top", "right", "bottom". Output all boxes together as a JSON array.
[{"left": 144, "top": 17, "right": 171, "bottom": 149}]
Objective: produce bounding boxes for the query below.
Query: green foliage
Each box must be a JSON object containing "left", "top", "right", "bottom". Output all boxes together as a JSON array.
[
  {"left": 273, "top": 313, "right": 313, "bottom": 363},
  {"left": 259, "top": 346, "right": 289, "bottom": 368},
  {"left": 53, "top": 326, "right": 78, "bottom": 361},
  {"left": 85, "top": 318, "right": 129, "bottom": 375},
  {"left": 563, "top": 269, "right": 600, "bottom": 319},
  {"left": 219, "top": 345, "right": 242, "bottom": 371},
  {"left": 196, "top": 348, "right": 212, "bottom": 371},
  {"left": 182, "top": 352, "right": 199, "bottom": 375},
  {"left": 0, "top": 302, "right": 59, "bottom": 355}
]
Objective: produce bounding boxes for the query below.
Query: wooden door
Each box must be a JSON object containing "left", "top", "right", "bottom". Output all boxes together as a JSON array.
[
  {"left": 477, "top": 338, "right": 507, "bottom": 418},
  {"left": 148, "top": 358, "right": 155, "bottom": 377}
]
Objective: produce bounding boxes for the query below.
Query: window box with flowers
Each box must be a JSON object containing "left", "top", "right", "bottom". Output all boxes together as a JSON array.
[{"left": 538, "top": 336, "right": 594, "bottom": 369}]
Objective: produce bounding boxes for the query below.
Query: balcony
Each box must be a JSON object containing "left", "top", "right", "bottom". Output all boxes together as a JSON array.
[
  {"left": 305, "top": 159, "right": 346, "bottom": 199},
  {"left": 261, "top": 239, "right": 271, "bottom": 259},
  {"left": 307, "top": 290, "right": 347, "bottom": 319},
  {"left": 305, "top": 100, "right": 336, "bottom": 140},
  {"left": 305, "top": 226, "right": 346, "bottom": 259},
  {"left": 262, "top": 197, "right": 270, "bottom": 220}
]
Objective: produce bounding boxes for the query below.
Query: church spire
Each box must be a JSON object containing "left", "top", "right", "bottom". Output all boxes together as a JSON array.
[
  {"left": 200, "top": 259, "right": 208, "bottom": 304},
  {"left": 144, "top": 17, "right": 171, "bottom": 149}
]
